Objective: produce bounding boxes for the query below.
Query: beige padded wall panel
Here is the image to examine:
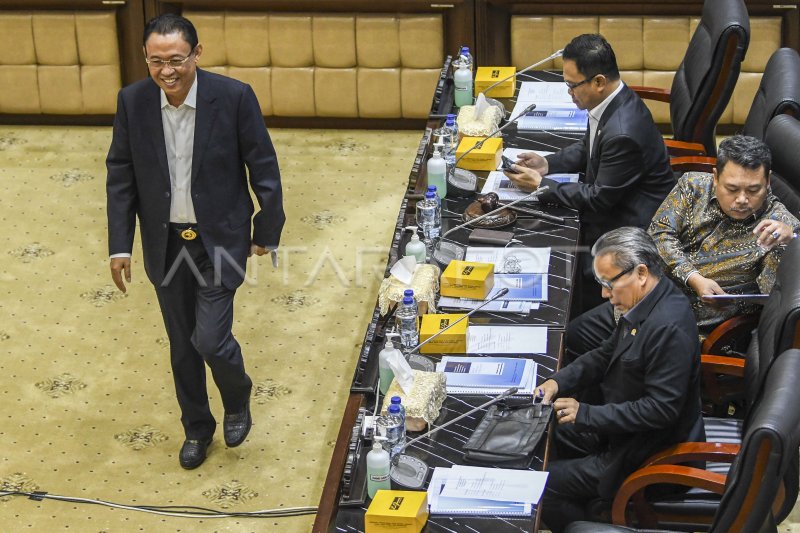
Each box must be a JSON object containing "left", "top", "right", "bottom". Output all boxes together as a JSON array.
[
  {"left": 229, "top": 67, "right": 272, "bottom": 116},
  {"left": 76, "top": 13, "right": 119, "bottom": 66},
  {"left": 0, "top": 65, "right": 40, "bottom": 113},
  {"left": 185, "top": 12, "right": 226, "bottom": 66},
  {"left": 33, "top": 13, "right": 78, "bottom": 66},
  {"left": 744, "top": 18, "right": 782, "bottom": 72},
  {"left": 203, "top": 66, "right": 229, "bottom": 76},
  {"left": 0, "top": 14, "right": 36, "bottom": 65},
  {"left": 81, "top": 65, "right": 119, "bottom": 114},
  {"left": 314, "top": 68, "right": 358, "bottom": 117},
  {"left": 511, "top": 18, "right": 555, "bottom": 71},
  {"left": 225, "top": 13, "right": 270, "bottom": 67},
  {"left": 732, "top": 73, "right": 762, "bottom": 124},
  {"left": 356, "top": 17, "right": 400, "bottom": 68},
  {"left": 269, "top": 16, "right": 313, "bottom": 68},
  {"left": 643, "top": 18, "right": 690, "bottom": 70},
  {"left": 641, "top": 70, "right": 675, "bottom": 123},
  {"left": 619, "top": 71, "right": 644, "bottom": 87},
  {"left": 401, "top": 68, "right": 439, "bottom": 118},
  {"left": 271, "top": 67, "right": 315, "bottom": 116},
  {"left": 357, "top": 68, "right": 400, "bottom": 118},
  {"left": 313, "top": 16, "right": 356, "bottom": 68},
  {"left": 600, "top": 18, "right": 643, "bottom": 70},
  {"left": 552, "top": 18, "right": 598, "bottom": 69},
  {"left": 398, "top": 15, "right": 443, "bottom": 69},
  {"left": 38, "top": 65, "right": 82, "bottom": 113}
]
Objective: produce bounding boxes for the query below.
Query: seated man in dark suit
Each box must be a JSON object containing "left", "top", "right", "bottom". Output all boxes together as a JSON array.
[
  {"left": 536, "top": 227, "right": 702, "bottom": 533},
  {"left": 503, "top": 34, "right": 674, "bottom": 314}
]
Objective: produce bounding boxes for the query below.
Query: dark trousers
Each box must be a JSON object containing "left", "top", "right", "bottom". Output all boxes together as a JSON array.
[
  {"left": 570, "top": 251, "right": 607, "bottom": 318},
  {"left": 564, "top": 301, "right": 616, "bottom": 365},
  {"left": 541, "top": 423, "right": 612, "bottom": 533},
  {"left": 154, "top": 231, "right": 252, "bottom": 440}
]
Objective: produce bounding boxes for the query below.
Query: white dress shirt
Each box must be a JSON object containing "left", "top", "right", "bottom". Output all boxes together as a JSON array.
[
  {"left": 588, "top": 81, "right": 625, "bottom": 156},
  {"left": 162, "top": 75, "right": 198, "bottom": 224}
]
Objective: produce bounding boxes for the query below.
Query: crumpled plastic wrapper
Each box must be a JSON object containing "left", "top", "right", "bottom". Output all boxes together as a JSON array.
[
  {"left": 377, "top": 263, "right": 441, "bottom": 316},
  {"left": 381, "top": 370, "right": 447, "bottom": 431},
  {"left": 456, "top": 104, "right": 503, "bottom": 137}
]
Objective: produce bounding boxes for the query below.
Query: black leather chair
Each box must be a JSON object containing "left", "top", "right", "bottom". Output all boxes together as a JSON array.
[
  {"left": 567, "top": 349, "right": 800, "bottom": 533},
  {"left": 632, "top": 0, "right": 749, "bottom": 157},
  {"left": 741, "top": 48, "right": 800, "bottom": 141},
  {"left": 765, "top": 114, "right": 800, "bottom": 219}
]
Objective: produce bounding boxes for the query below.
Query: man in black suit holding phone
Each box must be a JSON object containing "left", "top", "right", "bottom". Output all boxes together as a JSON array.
[
  {"left": 503, "top": 34, "right": 674, "bottom": 314},
  {"left": 106, "top": 14, "right": 285, "bottom": 469}
]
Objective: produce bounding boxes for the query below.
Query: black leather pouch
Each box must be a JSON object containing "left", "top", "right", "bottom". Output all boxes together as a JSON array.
[
  {"left": 463, "top": 402, "right": 552, "bottom": 468},
  {"left": 468, "top": 228, "right": 514, "bottom": 246}
]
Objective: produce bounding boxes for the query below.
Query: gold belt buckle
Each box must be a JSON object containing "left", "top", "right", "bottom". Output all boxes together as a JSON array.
[{"left": 180, "top": 228, "right": 197, "bottom": 241}]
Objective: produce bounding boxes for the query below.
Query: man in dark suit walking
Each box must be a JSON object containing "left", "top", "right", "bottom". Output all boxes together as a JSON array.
[
  {"left": 106, "top": 14, "right": 285, "bottom": 469},
  {"left": 504, "top": 34, "right": 674, "bottom": 314},
  {"left": 535, "top": 227, "right": 703, "bottom": 533}
]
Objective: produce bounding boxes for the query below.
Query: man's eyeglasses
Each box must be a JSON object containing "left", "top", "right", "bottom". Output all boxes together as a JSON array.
[
  {"left": 145, "top": 51, "right": 195, "bottom": 69},
  {"left": 564, "top": 74, "right": 597, "bottom": 90},
  {"left": 595, "top": 265, "right": 635, "bottom": 290}
]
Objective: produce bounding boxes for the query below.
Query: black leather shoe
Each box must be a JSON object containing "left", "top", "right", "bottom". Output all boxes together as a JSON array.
[
  {"left": 179, "top": 437, "right": 212, "bottom": 469},
  {"left": 223, "top": 399, "right": 252, "bottom": 447}
]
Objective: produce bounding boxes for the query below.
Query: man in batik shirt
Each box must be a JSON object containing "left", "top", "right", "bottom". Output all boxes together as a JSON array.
[{"left": 648, "top": 135, "right": 799, "bottom": 331}]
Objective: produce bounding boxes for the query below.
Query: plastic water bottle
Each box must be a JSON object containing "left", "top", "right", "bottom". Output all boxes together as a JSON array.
[
  {"left": 454, "top": 61, "right": 473, "bottom": 108},
  {"left": 416, "top": 191, "right": 441, "bottom": 241},
  {"left": 403, "top": 289, "right": 418, "bottom": 317},
  {"left": 426, "top": 146, "right": 447, "bottom": 199},
  {"left": 444, "top": 114, "right": 458, "bottom": 168},
  {"left": 460, "top": 46, "right": 474, "bottom": 72},
  {"left": 366, "top": 438, "right": 391, "bottom": 498},
  {"left": 390, "top": 396, "right": 406, "bottom": 424},
  {"left": 384, "top": 403, "right": 406, "bottom": 458},
  {"left": 395, "top": 295, "right": 419, "bottom": 350}
]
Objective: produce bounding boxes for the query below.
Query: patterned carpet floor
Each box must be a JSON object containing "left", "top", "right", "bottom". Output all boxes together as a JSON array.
[
  {"left": 2, "top": 126, "right": 800, "bottom": 533},
  {"left": 0, "top": 125, "right": 420, "bottom": 532}
]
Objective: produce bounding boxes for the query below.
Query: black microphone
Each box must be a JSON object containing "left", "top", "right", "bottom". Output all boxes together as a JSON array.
[{"left": 480, "top": 49, "right": 564, "bottom": 97}]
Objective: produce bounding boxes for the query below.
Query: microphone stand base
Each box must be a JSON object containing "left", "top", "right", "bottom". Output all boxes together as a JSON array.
[
  {"left": 407, "top": 353, "right": 435, "bottom": 372},
  {"left": 390, "top": 454, "right": 429, "bottom": 489}
]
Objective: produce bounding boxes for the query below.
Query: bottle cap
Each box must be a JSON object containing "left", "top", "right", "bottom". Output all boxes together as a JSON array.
[
  {"left": 391, "top": 396, "right": 402, "bottom": 405},
  {"left": 388, "top": 404, "right": 400, "bottom": 414},
  {"left": 427, "top": 185, "right": 437, "bottom": 194},
  {"left": 404, "top": 289, "right": 414, "bottom": 298},
  {"left": 403, "top": 296, "right": 414, "bottom": 305},
  {"left": 425, "top": 191, "right": 436, "bottom": 199}
]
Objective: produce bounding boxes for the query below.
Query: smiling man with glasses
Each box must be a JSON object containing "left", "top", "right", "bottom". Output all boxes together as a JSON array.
[
  {"left": 536, "top": 227, "right": 702, "bottom": 532},
  {"left": 502, "top": 34, "right": 674, "bottom": 315},
  {"left": 106, "top": 14, "right": 285, "bottom": 470}
]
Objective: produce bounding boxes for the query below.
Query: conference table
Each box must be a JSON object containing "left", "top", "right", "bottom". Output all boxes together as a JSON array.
[{"left": 313, "top": 60, "right": 583, "bottom": 533}]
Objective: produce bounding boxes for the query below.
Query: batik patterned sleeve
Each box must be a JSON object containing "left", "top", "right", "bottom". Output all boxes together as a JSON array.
[
  {"left": 757, "top": 200, "right": 800, "bottom": 294},
  {"left": 648, "top": 173, "right": 699, "bottom": 284}
]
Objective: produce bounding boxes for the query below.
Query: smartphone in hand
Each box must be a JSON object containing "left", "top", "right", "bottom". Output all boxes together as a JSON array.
[{"left": 501, "top": 155, "right": 521, "bottom": 173}]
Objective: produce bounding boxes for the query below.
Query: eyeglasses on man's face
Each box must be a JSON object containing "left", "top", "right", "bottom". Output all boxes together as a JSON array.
[
  {"left": 564, "top": 74, "right": 598, "bottom": 90},
  {"left": 594, "top": 264, "right": 635, "bottom": 290},
  {"left": 145, "top": 49, "right": 196, "bottom": 69}
]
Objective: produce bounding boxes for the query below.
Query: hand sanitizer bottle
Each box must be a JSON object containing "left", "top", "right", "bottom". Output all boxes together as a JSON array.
[
  {"left": 366, "top": 437, "right": 391, "bottom": 498},
  {"left": 378, "top": 333, "right": 402, "bottom": 395},
  {"left": 427, "top": 144, "right": 448, "bottom": 199},
  {"left": 454, "top": 60, "right": 473, "bottom": 107},
  {"left": 404, "top": 226, "right": 426, "bottom": 264}
]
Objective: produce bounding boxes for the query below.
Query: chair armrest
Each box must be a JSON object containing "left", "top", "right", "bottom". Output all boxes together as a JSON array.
[
  {"left": 664, "top": 139, "right": 708, "bottom": 157},
  {"left": 701, "top": 354, "right": 746, "bottom": 377},
  {"left": 630, "top": 85, "right": 671, "bottom": 103},
  {"left": 611, "top": 464, "right": 727, "bottom": 526},
  {"left": 642, "top": 441, "right": 740, "bottom": 468},
  {"left": 670, "top": 156, "right": 717, "bottom": 173},
  {"left": 702, "top": 313, "right": 759, "bottom": 355}
]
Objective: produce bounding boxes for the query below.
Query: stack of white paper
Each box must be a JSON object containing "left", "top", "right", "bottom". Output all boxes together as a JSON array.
[
  {"left": 427, "top": 465, "right": 548, "bottom": 516},
  {"left": 511, "top": 82, "right": 588, "bottom": 132}
]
